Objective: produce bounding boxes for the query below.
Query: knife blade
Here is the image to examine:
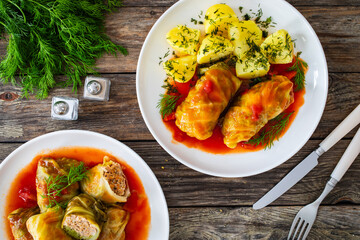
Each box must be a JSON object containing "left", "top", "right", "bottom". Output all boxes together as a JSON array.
[{"left": 253, "top": 104, "right": 360, "bottom": 210}]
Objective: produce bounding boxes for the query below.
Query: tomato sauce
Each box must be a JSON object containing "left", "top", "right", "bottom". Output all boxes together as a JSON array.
[
  {"left": 163, "top": 58, "right": 306, "bottom": 154},
  {"left": 5, "top": 147, "right": 150, "bottom": 240}
]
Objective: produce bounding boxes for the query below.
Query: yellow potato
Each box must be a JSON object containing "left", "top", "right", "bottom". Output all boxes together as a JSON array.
[
  {"left": 163, "top": 55, "right": 197, "bottom": 83},
  {"left": 166, "top": 25, "right": 201, "bottom": 56},
  {"left": 204, "top": 4, "right": 238, "bottom": 37},
  {"left": 197, "top": 35, "right": 234, "bottom": 64},
  {"left": 228, "top": 20, "right": 263, "bottom": 58},
  {"left": 260, "top": 29, "right": 294, "bottom": 64},
  {"left": 236, "top": 50, "right": 270, "bottom": 79}
]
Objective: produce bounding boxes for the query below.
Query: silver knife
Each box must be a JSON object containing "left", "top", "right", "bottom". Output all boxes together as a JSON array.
[{"left": 253, "top": 104, "right": 360, "bottom": 210}]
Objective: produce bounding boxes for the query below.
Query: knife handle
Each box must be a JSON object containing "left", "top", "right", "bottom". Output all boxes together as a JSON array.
[
  {"left": 331, "top": 127, "right": 360, "bottom": 181},
  {"left": 319, "top": 104, "right": 360, "bottom": 152}
]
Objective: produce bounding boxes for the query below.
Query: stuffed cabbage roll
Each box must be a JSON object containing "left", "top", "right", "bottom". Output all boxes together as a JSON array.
[
  {"left": 80, "top": 156, "right": 131, "bottom": 204},
  {"left": 222, "top": 75, "right": 294, "bottom": 148},
  {"left": 36, "top": 157, "right": 81, "bottom": 212},
  {"left": 8, "top": 207, "right": 40, "bottom": 240},
  {"left": 26, "top": 207, "right": 72, "bottom": 240},
  {"left": 61, "top": 193, "right": 107, "bottom": 240},
  {"left": 98, "top": 205, "right": 130, "bottom": 240},
  {"left": 175, "top": 64, "right": 242, "bottom": 140}
]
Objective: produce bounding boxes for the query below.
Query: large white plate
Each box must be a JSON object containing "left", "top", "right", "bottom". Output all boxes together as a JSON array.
[
  {"left": 136, "top": 0, "right": 328, "bottom": 177},
  {"left": 0, "top": 130, "right": 169, "bottom": 240}
]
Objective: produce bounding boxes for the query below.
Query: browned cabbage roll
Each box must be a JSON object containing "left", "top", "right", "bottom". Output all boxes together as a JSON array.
[
  {"left": 36, "top": 157, "right": 81, "bottom": 212},
  {"left": 98, "top": 205, "right": 130, "bottom": 240},
  {"left": 80, "top": 156, "right": 131, "bottom": 203},
  {"left": 175, "top": 65, "right": 242, "bottom": 140},
  {"left": 8, "top": 207, "right": 40, "bottom": 240},
  {"left": 222, "top": 75, "right": 294, "bottom": 148}
]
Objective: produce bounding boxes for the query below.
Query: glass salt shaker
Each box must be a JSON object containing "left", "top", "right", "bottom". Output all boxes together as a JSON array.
[
  {"left": 83, "top": 76, "right": 111, "bottom": 101},
  {"left": 51, "top": 96, "right": 79, "bottom": 120}
]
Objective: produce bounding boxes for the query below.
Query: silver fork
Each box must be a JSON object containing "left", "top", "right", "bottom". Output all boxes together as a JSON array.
[{"left": 288, "top": 127, "right": 360, "bottom": 240}]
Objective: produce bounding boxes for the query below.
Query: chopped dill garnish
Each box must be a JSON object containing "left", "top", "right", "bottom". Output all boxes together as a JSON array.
[
  {"left": 42, "top": 162, "right": 88, "bottom": 209},
  {"left": 247, "top": 111, "right": 294, "bottom": 149},
  {"left": 162, "top": 78, "right": 178, "bottom": 94},
  {"left": 288, "top": 52, "right": 308, "bottom": 91},
  {"left": 157, "top": 94, "right": 181, "bottom": 119},
  {"left": 159, "top": 48, "right": 171, "bottom": 65}
]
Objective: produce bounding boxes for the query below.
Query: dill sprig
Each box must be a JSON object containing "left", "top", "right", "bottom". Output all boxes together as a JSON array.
[
  {"left": 0, "top": 0, "right": 127, "bottom": 99},
  {"left": 157, "top": 94, "right": 181, "bottom": 119},
  {"left": 247, "top": 111, "right": 294, "bottom": 149},
  {"left": 288, "top": 52, "right": 308, "bottom": 91},
  {"left": 42, "top": 162, "right": 88, "bottom": 209}
]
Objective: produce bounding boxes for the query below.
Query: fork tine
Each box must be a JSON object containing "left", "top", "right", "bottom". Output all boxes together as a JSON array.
[
  {"left": 301, "top": 225, "right": 312, "bottom": 240},
  {"left": 297, "top": 222, "right": 308, "bottom": 239},
  {"left": 288, "top": 217, "right": 302, "bottom": 240}
]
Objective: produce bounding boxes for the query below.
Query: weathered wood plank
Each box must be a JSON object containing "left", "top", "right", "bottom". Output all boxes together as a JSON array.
[
  {"left": 1, "top": 139, "right": 359, "bottom": 207},
  {"left": 122, "top": 0, "right": 360, "bottom": 7},
  {"left": 0, "top": 72, "right": 356, "bottom": 142},
  {"left": 169, "top": 206, "right": 360, "bottom": 239},
  {"left": 1, "top": 7, "right": 360, "bottom": 73},
  {"left": 1, "top": 73, "right": 359, "bottom": 142}
]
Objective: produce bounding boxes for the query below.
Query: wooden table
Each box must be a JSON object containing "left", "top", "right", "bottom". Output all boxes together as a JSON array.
[{"left": 1, "top": 0, "right": 359, "bottom": 239}]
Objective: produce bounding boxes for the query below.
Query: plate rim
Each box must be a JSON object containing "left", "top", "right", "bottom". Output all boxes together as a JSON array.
[
  {"left": 136, "top": 0, "right": 328, "bottom": 178},
  {"left": 0, "top": 129, "right": 170, "bottom": 239}
]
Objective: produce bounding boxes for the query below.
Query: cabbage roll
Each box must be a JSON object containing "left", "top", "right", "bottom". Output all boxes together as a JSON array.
[
  {"left": 26, "top": 207, "right": 72, "bottom": 240},
  {"left": 8, "top": 207, "right": 40, "bottom": 240},
  {"left": 61, "top": 193, "right": 106, "bottom": 240},
  {"left": 80, "top": 156, "right": 131, "bottom": 204},
  {"left": 222, "top": 75, "right": 294, "bottom": 148},
  {"left": 98, "top": 205, "right": 130, "bottom": 240},
  {"left": 36, "top": 157, "right": 81, "bottom": 212},
  {"left": 175, "top": 65, "right": 242, "bottom": 140}
]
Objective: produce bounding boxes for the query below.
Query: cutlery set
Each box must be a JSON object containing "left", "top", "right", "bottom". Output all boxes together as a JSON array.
[{"left": 254, "top": 104, "right": 360, "bottom": 239}]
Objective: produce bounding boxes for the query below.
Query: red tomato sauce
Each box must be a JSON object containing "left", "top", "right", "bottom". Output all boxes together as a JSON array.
[
  {"left": 5, "top": 147, "right": 150, "bottom": 240},
  {"left": 163, "top": 58, "right": 306, "bottom": 154}
]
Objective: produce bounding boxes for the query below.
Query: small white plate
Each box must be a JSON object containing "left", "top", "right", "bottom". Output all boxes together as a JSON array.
[
  {"left": 0, "top": 130, "right": 169, "bottom": 240},
  {"left": 136, "top": 0, "right": 328, "bottom": 177}
]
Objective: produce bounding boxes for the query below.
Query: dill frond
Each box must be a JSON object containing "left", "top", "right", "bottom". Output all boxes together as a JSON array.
[
  {"left": 288, "top": 52, "right": 308, "bottom": 91},
  {"left": 247, "top": 111, "right": 294, "bottom": 149},
  {"left": 0, "top": 0, "right": 127, "bottom": 99},
  {"left": 157, "top": 94, "right": 181, "bottom": 119}
]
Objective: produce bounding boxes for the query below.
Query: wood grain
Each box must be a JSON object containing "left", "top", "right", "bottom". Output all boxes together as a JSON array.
[
  {"left": 169, "top": 206, "right": 360, "bottom": 239},
  {"left": 122, "top": 0, "right": 360, "bottom": 7},
  {"left": 1, "top": 73, "right": 359, "bottom": 142},
  {"left": 0, "top": 140, "right": 359, "bottom": 207},
  {"left": 1, "top": 6, "right": 360, "bottom": 73}
]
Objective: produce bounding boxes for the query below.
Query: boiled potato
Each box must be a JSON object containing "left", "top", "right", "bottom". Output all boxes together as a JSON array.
[
  {"left": 166, "top": 25, "right": 201, "bottom": 56},
  {"left": 236, "top": 50, "right": 270, "bottom": 79},
  {"left": 228, "top": 20, "right": 263, "bottom": 58},
  {"left": 204, "top": 4, "right": 238, "bottom": 37},
  {"left": 197, "top": 35, "right": 234, "bottom": 64},
  {"left": 163, "top": 56, "right": 197, "bottom": 83},
  {"left": 260, "top": 29, "right": 294, "bottom": 64}
]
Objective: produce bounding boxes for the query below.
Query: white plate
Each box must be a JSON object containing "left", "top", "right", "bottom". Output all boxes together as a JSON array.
[
  {"left": 136, "top": 0, "right": 328, "bottom": 177},
  {"left": 0, "top": 130, "right": 169, "bottom": 240}
]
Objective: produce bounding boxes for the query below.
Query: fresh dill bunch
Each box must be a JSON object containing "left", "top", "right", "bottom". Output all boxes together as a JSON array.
[
  {"left": 157, "top": 94, "right": 181, "bottom": 119},
  {"left": 288, "top": 52, "right": 308, "bottom": 91},
  {"left": 42, "top": 162, "right": 88, "bottom": 209},
  {"left": 0, "top": 0, "right": 127, "bottom": 99},
  {"left": 247, "top": 111, "right": 294, "bottom": 149}
]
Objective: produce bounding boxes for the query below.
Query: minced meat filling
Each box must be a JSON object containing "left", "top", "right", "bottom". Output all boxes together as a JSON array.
[
  {"left": 63, "top": 215, "right": 97, "bottom": 238},
  {"left": 103, "top": 162, "right": 127, "bottom": 196}
]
